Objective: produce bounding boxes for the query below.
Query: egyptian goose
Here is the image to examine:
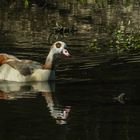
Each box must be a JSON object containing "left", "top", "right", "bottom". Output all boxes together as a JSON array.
[{"left": 0, "top": 41, "right": 70, "bottom": 82}]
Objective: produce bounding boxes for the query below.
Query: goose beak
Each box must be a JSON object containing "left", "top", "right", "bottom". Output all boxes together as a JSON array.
[{"left": 62, "top": 48, "right": 70, "bottom": 57}]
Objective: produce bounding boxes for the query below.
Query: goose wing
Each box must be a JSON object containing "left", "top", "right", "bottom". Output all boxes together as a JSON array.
[
  {"left": 6, "top": 60, "right": 42, "bottom": 76},
  {"left": 0, "top": 53, "right": 42, "bottom": 76},
  {"left": 0, "top": 53, "right": 21, "bottom": 65}
]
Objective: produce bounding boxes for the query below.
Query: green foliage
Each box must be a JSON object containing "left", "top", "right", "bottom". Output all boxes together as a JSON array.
[
  {"left": 78, "top": 0, "right": 87, "bottom": 4},
  {"left": 24, "top": 0, "right": 29, "bottom": 8},
  {"left": 88, "top": 38, "right": 100, "bottom": 51},
  {"left": 112, "top": 22, "right": 140, "bottom": 53},
  {"left": 89, "top": 21, "right": 140, "bottom": 53}
]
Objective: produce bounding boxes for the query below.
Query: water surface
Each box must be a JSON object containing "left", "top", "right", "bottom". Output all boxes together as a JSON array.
[{"left": 0, "top": 1, "right": 140, "bottom": 140}]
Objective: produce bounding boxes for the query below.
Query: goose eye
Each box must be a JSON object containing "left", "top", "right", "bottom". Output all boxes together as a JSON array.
[{"left": 55, "top": 42, "right": 61, "bottom": 48}]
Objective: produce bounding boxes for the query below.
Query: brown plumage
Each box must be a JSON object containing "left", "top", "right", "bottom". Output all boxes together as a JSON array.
[{"left": 0, "top": 53, "right": 20, "bottom": 65}]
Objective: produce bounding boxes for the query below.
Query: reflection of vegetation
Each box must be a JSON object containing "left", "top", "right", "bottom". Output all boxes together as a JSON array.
[
  {"left": 88, "top": 39, "right": 100, "bottom": 51},
  {"left": 78, "top": 0, "right": 87, "bottom": 4},
  {"left": 48, "top": 23, "right": 78, "bottom": 44},
  {"left": 0, "top": 0, "right": 139, "bottom": 8},
  {"left": 112, "top": 22, "right": 140, "bottom": 53},
  {"left": 0, "top": 0, "right": 139, "bottom": 55},
  {"left": 23, "top": 0, "right": 29, "bottom": 8},
  {"left": 89, "top": 21, "right": 140, "bottom": 53}
]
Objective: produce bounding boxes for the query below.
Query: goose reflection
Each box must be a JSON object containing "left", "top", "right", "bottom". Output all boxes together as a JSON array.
[{"left": 0, "top": 81, "right": 71, "bottom": 125}]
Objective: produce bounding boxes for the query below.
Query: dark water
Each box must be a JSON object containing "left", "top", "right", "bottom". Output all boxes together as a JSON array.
[
  {"left": 0, "top": 78, "right": 140, "bottom": 140},
  {"left": 0, "top": 1, "right": 140, "bottom": 140}
]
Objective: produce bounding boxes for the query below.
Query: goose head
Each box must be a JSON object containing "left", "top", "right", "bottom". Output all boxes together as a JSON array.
[
  {"left": 44, "top": 41, "right": 70, "bottom": 70},
  {"left": 50, "top": 41, "right": 70, "bottom": 58}
]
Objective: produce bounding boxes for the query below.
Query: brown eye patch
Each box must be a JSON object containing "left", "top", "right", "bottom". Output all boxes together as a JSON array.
[{"left": 55, "top": 42, "right": 61, "bottom": 48}]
